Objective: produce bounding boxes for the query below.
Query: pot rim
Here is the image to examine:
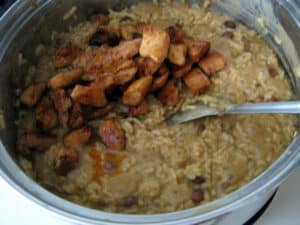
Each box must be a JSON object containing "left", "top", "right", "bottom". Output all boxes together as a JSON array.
[
  {"left": 0, "top": 1, "right": 300, "bottom": 224},
  {"left": 2, "top": 135, "right": 300, "bottom": 225}
]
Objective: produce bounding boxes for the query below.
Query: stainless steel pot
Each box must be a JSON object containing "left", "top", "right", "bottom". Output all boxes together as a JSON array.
[{"left": 0, "top": 1, "right": 299, "bottom": 224}]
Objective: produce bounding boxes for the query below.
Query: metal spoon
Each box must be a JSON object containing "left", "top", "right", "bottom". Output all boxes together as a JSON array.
[{"left": 167, "top": 101, "right": 300, "bottom": 125}]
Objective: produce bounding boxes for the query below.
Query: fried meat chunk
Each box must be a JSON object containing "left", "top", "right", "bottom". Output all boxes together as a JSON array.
[
  {"left": 71, "top": 76, "right": 115, "bottom": 107},
  {"left": 172, "top": 61, "right": 193, "bottom": 78},
  {"left": 17, "top": 131, "right": 56, "bottom": 155},
  {"left": 20, "top": 82, "right": 47, "bottom": 107},
  {"left": 129, "top": 101, "right": 149, "bottom": 117},
  {"left": 54, "top": 45, "right": 82, "bottom": 68},
  {"left": 139, "top": 25, "right": 170, "bottom": 63},
  {"left": 48, "top": 69, "right": 83, "bottom": 89},
  {"left": 168, "top": 43, "right": 187, "bottom": 66},
  {"left": 122, "top": 75, "right": 153, "bottom": 106},
  {"left": 98, "top": 119, "right": 126, "bottom": 151},
  {"left": 183, "top": 68, "right": 211, "bottom": 95},
  {"left": 69, "top": 102, "right": 84, "bottom": 129},
  {"left": 35, "top": 98, "right": 58, "bottom": 130},
  {"left": 136, "top": 56, "right": 161, "bottom": 76},
  {"left": 198, "top": 51, "right": 226, "bottom": 76},
  {"left": 52, "top": 147, "right": 79, "bottom": 176},
  {"left": 166, "top": 25, "right": 185, "bottom": 44},
  {"left": 51, "top": 89, "right": 72, "bottom": 129},
  {"left": 187, "top": 40, "right": 210, "bottom": 62},
  {"left": 151, "top": 64, "right": 170, "bottom": 92},
  {"left": 63, "top": 126, "right": 92, "bottom": 149},
  {"left": 158, "top": 80, "right": 180, "bottom": 106}
]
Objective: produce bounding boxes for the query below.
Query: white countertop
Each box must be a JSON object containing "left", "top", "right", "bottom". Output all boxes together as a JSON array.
[
  {"left": 255, "top": 166, "right": 300, "bottom": 225},
  {"left": 1, "top": 167, "right": 300, "bottom": 225}
]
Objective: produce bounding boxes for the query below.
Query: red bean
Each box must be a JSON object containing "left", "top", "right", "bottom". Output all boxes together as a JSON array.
[
  {"left": 192, "top": 189, "right": 204, "bottom": 203},
  {"left": 268, "top": 66, "right": 278, "bottom": 78},
  {"left": 103, "top": 161, "right": 117, "bottom": 173},
  {"left": 224, "top": 20, "right": 236, "bottom": 29},
  {"left": 122, "top": 196, "right": 138, "bottom": 207}
]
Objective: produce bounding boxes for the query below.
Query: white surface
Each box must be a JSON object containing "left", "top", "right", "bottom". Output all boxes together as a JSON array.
[
  {"left": 1, "top": 167, "right": 300, "bottom": 225},
  {"left": 255, "top": 166, "right": 300, "bottom": 225}
]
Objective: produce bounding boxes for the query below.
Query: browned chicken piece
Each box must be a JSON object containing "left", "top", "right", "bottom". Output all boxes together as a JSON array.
[
  {"left": 120, "top": 24, "right": 135, "bottom": 40},
  {"left": 129, "top": 101, "right": 149, "bottom": 117},
  {"left": 63, "top": 126, "right": 92, "bottom": 149},
  {"left": 158, "top": 80, "right": 180, "bottom": 106},
  {"left": 52, "top": 147, "right": 79, "bottom": 176},
  {"left": 166, "top": 25, "right": 185, "bottom": 44},
  {"left": 51, "top": 89, "right": 72, "bottom": 129},
  {"left": 115, "top": 60, "right": 138, "bottom": 85},
  {"left": 113, "top": 38, "right": 142, "bottom": 59},
  {"left": 167, "top": 43, "right": 187, "bottom": 66},
  {"left": 198, "top": 51, "right": 227, "bottom": 76},
  {"left": 98, "top": 118, "right": 126, "bottom": 151},
  {"left": 139, "top": 25, "right": 170, "bottom": 63},
  {"left": 123, "top": 75, "right": 153, "bottom": 106},
  {"left": 72, "top": 49, "right": 94, "bottom": 69},
  {"left": 71, "top": 76, "right": 115, "bottom": 107},
  {"left": 84, "top": 57, "right": 114, "bottom": 80},
  {"left": 71, "top": 83, "right": 107, "bottom": 107},
  {"left": 83, "top": 56, "right": 116, "bottom": 81},
  {"left": 183, "top": 68, "right": 211, "bottom": 95},
  {"left": 89, "top": 38, "right": 141, "bottom": 75},
  {"left": 54, "top": 44, "right": 82, "bottom": 68},
  {"left": 120, "top": 24, "right": 142, "bottom": 40},
  {"left": 35, "top": 98, "right": 58, "bottom": 131},
  {"left": 187, "top": 40, "right": 210, "bottom": 62},
  {"left": 85, "top": 58, "right": 138, "bottom": 82},
  {"left": 91, "top": 13, "right": 110, "bottom": 26},
  {"left": 89, "top": 26, "right": 120, "bottom": 47},
  {"left": 89, "top": 102, "right": 116, "bottom": 119},
  {"left": 95, "top": 73, "right": 117, "bottom": 88},
  {"left": 69, "top": 102, "right": 84, "bottom": 129},
  {"left": 136, "top": 57, "right": 161, "bottom": 76},
  {"left": 17, "top": 131, "right": 56, "bottom": 155},
  {"left": 172, "top": 61, "right": 193, "bottom": 78},
  {"left": 86, "top": 38, "right": 141, "bottom": 75},
  {"left": 48, "top": 68, "right": 83, "bottom": 90},
  {"left": 94, "top": 43, "right": 111, "bottom": 54},
  {"left": 20, "top": 82, "right": 47, "bottom": 107},
  {"left": 151, "top": 64, "right": 170, "bottom": 92}
]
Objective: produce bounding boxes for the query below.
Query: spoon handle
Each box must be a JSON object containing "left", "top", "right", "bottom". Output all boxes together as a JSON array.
[
  {"left": 168, "top": 101, "right": 300, "bottom": 125},
  {"left": 226, "top": 101, "right": 300, "bottom": 114}
]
